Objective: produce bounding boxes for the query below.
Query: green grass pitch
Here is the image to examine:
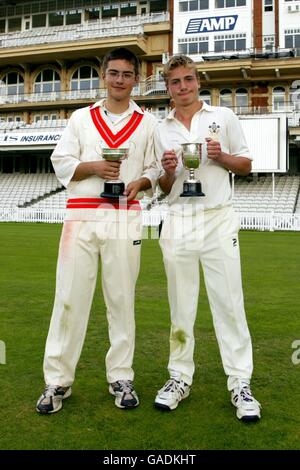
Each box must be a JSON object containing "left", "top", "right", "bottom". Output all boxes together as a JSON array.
[{"left": 0, "top": 223, "right": 299, "bottom": 450}]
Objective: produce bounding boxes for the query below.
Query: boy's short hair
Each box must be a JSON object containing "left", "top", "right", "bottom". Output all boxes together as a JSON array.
[
  {"left": 102, "top": 47, "right": 140, "bottom": 76},
  {"left": 163, "top": 54, "right": 199, "bottom": 82}
]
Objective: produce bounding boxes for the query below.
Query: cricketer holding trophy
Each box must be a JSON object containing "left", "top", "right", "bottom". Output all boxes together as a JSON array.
[
  {"left": 154, "top": 54, "right": 261, "bottom": 422},
  {"left": 36, "top": 48, "right": 158, "bottom": 414}
]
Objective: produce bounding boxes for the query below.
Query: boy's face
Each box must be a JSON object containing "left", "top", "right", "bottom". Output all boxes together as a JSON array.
[
  {"left": 103, "top": 59, "right": 139, "bottom": 102},
  {"left": 166, "top": 66, "right": 200, "bottom": 108}
]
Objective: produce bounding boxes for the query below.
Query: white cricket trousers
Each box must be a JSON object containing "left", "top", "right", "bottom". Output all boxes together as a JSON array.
[
  {"left": 43, "top": 215, "right": 142, "bottom": 386},
  {"left": 159, "top": 204, "right": 253, "bottom": 391}
]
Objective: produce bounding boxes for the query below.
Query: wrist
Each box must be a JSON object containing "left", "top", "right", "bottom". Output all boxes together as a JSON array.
[
  {"left": 164, "top": 171, "right": 176, "bottom": 181},
  {"left": 134, "top": 180, "right": 142, "bottom": 192},
  {"left": 137, "top": 177, "right": 152, "bottom": 192},
  {"left": 89, "top": 161, "right": 99, "bottom": 176},
  {"left": 218, "top": 152, "right": 228, "bottom": 166}
]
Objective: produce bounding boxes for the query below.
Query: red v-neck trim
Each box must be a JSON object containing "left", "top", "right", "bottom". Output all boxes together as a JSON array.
[{"left": 90, "top": 106, "right": 144, "bottom": 148}]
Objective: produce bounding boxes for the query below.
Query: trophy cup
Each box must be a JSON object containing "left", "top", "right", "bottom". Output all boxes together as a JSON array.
[
  {"left": 180, "top": 142, "right": 205, "bottom": 197},
  {"left": 100, "top": 147, "right": 128, "bottom": 198}
]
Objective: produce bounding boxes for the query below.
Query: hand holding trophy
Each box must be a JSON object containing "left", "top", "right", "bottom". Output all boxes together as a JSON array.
[
  {"left": 180, "top": 142, "right": 205, "bottom": 197},
  {"left": 100, "top": 147, "right": 128, "bottom": 198},
  {"left": 99, "top": 140, "right": 136, "bottom": 198}
]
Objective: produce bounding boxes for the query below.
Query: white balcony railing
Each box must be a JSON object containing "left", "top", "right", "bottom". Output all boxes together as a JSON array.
[
  {"left": 0, "top": 77, "right": 167, "bottom": 105},
  {"left": 236, "top": 104, "right": 295, "bottom": 115},
  {"left": 143, "top": 75, "right": 167, "bottom": 95}
]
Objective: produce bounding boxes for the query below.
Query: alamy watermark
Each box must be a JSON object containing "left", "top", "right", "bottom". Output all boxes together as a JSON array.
[
  {"left": 0, "top": 340, "right": 6, "bottom": 364},
  {"left": 291, "top": 339, "right": 300, "bottom": 365}
]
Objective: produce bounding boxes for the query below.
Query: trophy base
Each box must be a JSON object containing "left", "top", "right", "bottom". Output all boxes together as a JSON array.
[
  {"left": 100, "top": 181, "right": 125, "bottom": 199},
  {"left": 180, "top": 181, "right": 205, "bottom": 197}
]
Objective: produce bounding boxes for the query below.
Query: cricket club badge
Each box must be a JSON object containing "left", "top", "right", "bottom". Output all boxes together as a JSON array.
[{"left": 208, "top": 122, "right": 220, "bottom": 142}]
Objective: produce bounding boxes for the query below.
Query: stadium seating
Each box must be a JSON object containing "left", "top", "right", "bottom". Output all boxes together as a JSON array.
[
  {"left": 232, "top": 175, "right": 300, "bottom": 213},
  {"left": 0, "top": 173, "right": 63, "bottom": 208},
  {"left": 294, "top": 194, "right": 300, "bottom": 214},
  {"left": 0, "top": 12, "right": 170, "bottom": 49},
  {"left": 30, "top": 190, "right": 68, "bottom": 210}
]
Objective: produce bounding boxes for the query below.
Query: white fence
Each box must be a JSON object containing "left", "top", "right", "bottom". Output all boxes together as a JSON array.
[
  {"left": 0, "top": 208, "right": 65, "bottom": 223},
  {"left": 0, "top": 208, "right": 163, "bottom": 226},
  {"left": 239, "top": 212, "right": 300, "bottom": 231},
  {"left": 0, "top": 208, "right": 300, "bottom": 231}
]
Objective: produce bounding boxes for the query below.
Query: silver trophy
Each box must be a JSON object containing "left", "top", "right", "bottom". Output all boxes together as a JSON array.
[
  {"left": 180, "top": 142, "right": 205, "bottom": 197},
  {"left": 100, "top": 148, "right": 128, "bottom": 198}
]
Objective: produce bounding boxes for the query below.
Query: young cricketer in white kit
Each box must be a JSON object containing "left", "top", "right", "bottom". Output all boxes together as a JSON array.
[
  {"left": 36, "top": 48, "right": 158, "bottom": 414},
  {"left": 154, "top": 54, "right": 261, "bottom": 422}
]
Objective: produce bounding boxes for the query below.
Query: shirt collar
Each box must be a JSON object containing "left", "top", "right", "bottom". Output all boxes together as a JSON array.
[
  {"left": 199, "top": 100, "right": 214, "bottom": 112},
  {"left": 90, "top": 98, "right": 144, "bottom": 115},
  {"left": 166, "top": 99, "right": 214, "bottom": 120}
]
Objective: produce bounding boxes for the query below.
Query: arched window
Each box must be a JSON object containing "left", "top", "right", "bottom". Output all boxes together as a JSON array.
[
  {"left": 0, "top": 72, "right": 24, "bottom": 96},
  {"left": 71, "top": 66, "right": 99, "bottom": 91},
  {"left": 34, "top": 69, "right": 60, "bottom": 93},
  {"left": 220, "top": 89, "right": 233, "bottom": 108},
  {"left": 199, "top": 89, "right": 211, "bottom": 105},
  {"left": 236, "top": 87, "right": 248, "bottom": 111},
  {"left": 272, "top": 86, "right": 285, "bottom": 111}
]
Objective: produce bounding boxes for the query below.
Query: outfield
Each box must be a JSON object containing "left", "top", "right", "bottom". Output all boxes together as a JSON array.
[{"left": 0, "top": 223, "right": 299, "bottom": 450}]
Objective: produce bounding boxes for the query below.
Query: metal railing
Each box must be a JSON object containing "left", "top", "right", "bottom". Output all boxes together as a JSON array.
[
  {"left": 196, "top": 47, "right": 299, "bottom": 61},
  {"left": 0, "top": 77, "right": 167, "bottom": 106},
  {"left": 2, "top": 88, "right": 298, "bottom": 117}
]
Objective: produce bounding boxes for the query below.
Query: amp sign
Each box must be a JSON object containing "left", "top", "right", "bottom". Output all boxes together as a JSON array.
[{"left": 186, "top": 15, "right": 238, "bottom": 34}]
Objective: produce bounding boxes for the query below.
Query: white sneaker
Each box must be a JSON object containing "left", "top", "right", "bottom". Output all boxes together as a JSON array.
[
  {"left": 109, "top": 380, "right": 139, "bottom": 409},
  {"left": 154, "top": 378, "right": 190, "bottom": 411},
  {"left": 231, "top": 381, "right": 261, "bottom": 422},
  {"left": 36, "top": 385, "right": 72, "bottom": 414}
]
